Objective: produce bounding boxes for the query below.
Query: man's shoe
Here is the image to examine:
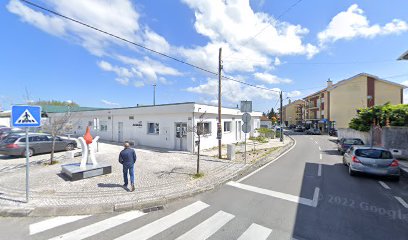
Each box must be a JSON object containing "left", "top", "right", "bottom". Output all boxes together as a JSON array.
[
  {"left": 131, "top": 184, "right": 135, "bottom": 192},
  {"left": 123, "top": 184, "right": 128, "bottom": 188}
]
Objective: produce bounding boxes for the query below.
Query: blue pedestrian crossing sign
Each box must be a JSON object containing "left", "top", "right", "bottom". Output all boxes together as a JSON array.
[{"left": 12, "top": 105, "right": 42, "bottom": 127}]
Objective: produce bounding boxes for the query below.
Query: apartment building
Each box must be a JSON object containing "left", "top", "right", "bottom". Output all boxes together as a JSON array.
[
  {"left": 303, "top": 73, "right": 406, "bottom": 131},
  {"left": 282, "top": 99, "right": 305, "bottom": 126}
]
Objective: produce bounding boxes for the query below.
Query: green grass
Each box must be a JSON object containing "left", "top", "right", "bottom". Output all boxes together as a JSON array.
[
  {"left": 193, "top": 173, "right": 204, "bottom": 179},
  {"left": 44, "top": 160, "right": 60, "bottom": 166}
]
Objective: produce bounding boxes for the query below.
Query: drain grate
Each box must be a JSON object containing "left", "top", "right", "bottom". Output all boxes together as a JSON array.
[{"left": 142, "top": 205, "right": 164, "bottom": 213}]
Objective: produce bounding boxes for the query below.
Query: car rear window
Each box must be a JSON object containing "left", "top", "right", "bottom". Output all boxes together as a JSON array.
[
  {"left": 355, "top": 149, "right": 393, "bottom": 159},
  {"left": 344, "top": 139, "right": 364, "bottom": 145}
]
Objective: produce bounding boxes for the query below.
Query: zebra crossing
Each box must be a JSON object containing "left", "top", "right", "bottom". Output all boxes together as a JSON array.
[{"left": 29, "top": 201, "right": 282, "bottom": 240}]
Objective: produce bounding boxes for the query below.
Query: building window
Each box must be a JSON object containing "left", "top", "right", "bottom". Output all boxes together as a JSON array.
[
  {"left": 100, "top": 121, "right": 108, "bottom": 132},
  {"left": 147, "top": 122, "right": 160, "bottom": 134},
  {"left": 224, "top": 121, "right": 231, "bottom": 132},
  {"left": 197, "top": 122, "right": 211, "bottom": 135},
  {"left": 108, "top": 116, "right": 111, "bottom": 120},
  {"left": 129, "top": 116, "right": 134, "bottom": 120}
]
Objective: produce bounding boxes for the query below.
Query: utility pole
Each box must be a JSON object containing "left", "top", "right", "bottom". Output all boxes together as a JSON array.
[
  {"left": 153, "top": 83, "right": 156, "bottom": 106},
  {"left": 218, "top": 48, "right": 222, "bottom": 159},
  {"left": 280, "top": 91, "right": 283, "bottom": 142}
]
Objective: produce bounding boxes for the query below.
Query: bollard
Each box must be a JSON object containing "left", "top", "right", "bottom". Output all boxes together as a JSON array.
[{"left": 227, "top": 144, "right": 235, "bottom": 160}]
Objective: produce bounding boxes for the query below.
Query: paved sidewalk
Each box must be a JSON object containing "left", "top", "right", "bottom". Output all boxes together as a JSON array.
[{"left": 0, "top": 137, "right": 293, "bottom": 217}]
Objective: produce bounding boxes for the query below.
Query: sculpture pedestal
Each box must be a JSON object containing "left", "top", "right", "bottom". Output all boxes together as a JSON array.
[{"left": 61, "top": 163, "right": 112, "bottom": 181}]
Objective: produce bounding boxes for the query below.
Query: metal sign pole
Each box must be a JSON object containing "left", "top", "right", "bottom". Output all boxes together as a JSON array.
[
  {"left": 25, "top": 127, "right": 29, "bottom": 203},
  {"left": 244, "top": 132, "right": 247, "bottom": 164}
]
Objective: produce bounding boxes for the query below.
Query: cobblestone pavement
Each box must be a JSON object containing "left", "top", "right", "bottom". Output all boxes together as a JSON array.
[{"left": 0, "top": 138, "right": 292, "bottom": 216}]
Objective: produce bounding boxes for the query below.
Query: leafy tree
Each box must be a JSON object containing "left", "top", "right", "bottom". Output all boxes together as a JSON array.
[
  {"left": 42, "top": 106, "right": 73, "bottom": 164},
  {"left": 349, "top": 103, "right": 408, "bottom": 132},
  {"left": 32, "top": 100, "right": 79, "bottom": 107},
  {"left": 267, "top": 108, "right": 276, "bottom": 119}
]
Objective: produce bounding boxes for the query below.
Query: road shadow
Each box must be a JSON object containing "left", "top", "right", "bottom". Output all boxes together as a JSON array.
[
  {"left": 98, "top": 183, "right": 130, "bottom": 192},
  {"left": 0, "top": 193, "right": 26, "bottom": 204},
  {"left": 329, "top": 139, "right": 339, "bottom": 144},
  {"left": 56, "top": 172, "right": 71, "bottom": 182},
  {"left": 322, "top": 149, "right": 341, "bottom": 156}
]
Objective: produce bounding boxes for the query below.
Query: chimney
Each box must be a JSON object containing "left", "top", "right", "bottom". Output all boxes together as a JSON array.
[{"left": 327, "top": 78, "right": 333, "bottom": 88}]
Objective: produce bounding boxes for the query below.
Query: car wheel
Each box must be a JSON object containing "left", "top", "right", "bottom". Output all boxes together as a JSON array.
[
  {"left": 22, "top": 148, "right": 34, "bottom": 157},
  {"left": 349, "top": 166, "right": 356, "bottom": 176},
  {"left": 392, "top": 176, "right": 400, "bottom": 182},
  {"left": 65, "top": 143, "right": 75, "bottom": 151}
]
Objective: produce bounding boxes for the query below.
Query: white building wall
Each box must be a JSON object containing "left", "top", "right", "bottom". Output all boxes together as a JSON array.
[{"left": 51, "top": 103, "right": 262, "bottom": 153}]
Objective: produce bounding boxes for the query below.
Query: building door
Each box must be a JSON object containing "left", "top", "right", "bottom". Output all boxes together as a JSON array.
[
  {"left": 175, "top": 122, "right": 187, "bottom": 151},
  {"left": 118, "top": 122, "right": 123, "bottom": 143}
]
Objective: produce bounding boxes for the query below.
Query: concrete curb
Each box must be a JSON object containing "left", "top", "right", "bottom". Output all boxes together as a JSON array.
[{"left": 0, "top": 137, "right": 295, "bottom": 217}]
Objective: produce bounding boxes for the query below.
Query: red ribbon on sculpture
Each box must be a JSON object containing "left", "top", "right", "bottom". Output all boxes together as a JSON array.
[{"left": 84, "top": 126, "right": 93, "bottom": 145}]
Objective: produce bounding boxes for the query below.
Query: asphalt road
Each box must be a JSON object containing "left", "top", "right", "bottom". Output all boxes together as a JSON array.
[{"left": 1, "top": 133, "right": 408, "bottom": 240}]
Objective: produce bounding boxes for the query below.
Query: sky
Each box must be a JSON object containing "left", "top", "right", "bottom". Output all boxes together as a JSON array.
[{"left": 1, "top": 0, "right": 408, "bottom": 113}]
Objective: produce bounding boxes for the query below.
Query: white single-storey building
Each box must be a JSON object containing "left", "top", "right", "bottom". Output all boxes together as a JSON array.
[{"left": 48, "top": 102, "right": 262, "bottom": 153}]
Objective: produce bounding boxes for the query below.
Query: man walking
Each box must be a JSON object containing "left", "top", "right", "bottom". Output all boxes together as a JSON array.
[{"left": 119, "top": 142, "right": 137, "bottom": 192}]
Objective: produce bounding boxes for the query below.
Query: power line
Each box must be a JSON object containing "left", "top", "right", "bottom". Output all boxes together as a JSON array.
[
  {"left": 223, "top": 58, "right": 396, "bottom": 65},
  {"left": 20, "top": 0, "right": 281, "bottom": 94},
  {"left": 224, "top": 0, "right": 304, "bottom": 59}
]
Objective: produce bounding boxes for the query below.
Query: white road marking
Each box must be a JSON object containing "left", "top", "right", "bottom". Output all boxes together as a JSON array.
[
  {"left": 320, "top": 154, "right": 322, "bottom": 160},
  {"left": 378, "top": 181, "right": 391, "bottom": 190},
  {"left": 318, "top": 146, "right": 321, "bottom": 151},
  {"left": 237, "top": 138, "right": 297, "bottom": 182},
  {"left": 176, "top": 211, "right": 234, "bottom": 240},
  {"left": 314, "top": 141, "right": 318, "bottom": 144},
  {"left": 395, "top": 196, "right": 408, "bottom": 209},
  {"left": 115, "top": 201, "right": 209, "bottom": 240},
  {"left": 312, "top": 187, "right": 320, "bottom": 207},
  {"left": 318, "top": 164, "right": 322, "bottom": 177},
  {"left": 227, "top": 181, "right": 319, "bottom": 207},
  {"left": 30, "top": 215, "right": 90, "bottom": 235},
  {"left": 49, "top": 210, "right": 145, "bottom": 240},
  {"left": 237, "top": 223, "right": 272, "bottom": 240}
]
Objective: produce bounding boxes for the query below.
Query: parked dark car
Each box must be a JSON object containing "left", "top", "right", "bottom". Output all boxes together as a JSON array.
[
  {"left": 306, "top": 128, "right": 321, "bottom": 135},
  {"left": 294, "top": 126, "right": 305, "bottom": 132},
  {"left": 0, "top": 133, "right": 77, "bottom": 157},
  {"left": 328, "top": 128, "right": 338, "bottom": 137},
  {"left": 0, "top": 127, "right": 24, "bottom": 141},
  {"left": 343, "top": 146, "right": 400, "bottom": 181},
  {"left": 337, "top": 138, "right": 364, "bottom": 154}
]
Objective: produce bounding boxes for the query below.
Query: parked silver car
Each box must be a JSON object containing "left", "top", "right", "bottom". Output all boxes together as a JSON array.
[
  {"left": 0, "top": 133, "right": 77, "bottom": 157},
  {"left": 343, "top": 146, "right": 400, "bottom": 181}
]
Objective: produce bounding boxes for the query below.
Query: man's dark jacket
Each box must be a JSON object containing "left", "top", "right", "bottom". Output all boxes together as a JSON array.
[{"left": 119, "top": 148, "right": 137, "bottom": 167}]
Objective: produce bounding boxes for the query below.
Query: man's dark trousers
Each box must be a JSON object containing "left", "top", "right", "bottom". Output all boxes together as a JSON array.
[{"left": 119, "top": 148, "right": 137, "bottom": 188}]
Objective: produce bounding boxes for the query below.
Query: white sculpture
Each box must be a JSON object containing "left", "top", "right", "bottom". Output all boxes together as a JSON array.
[{"left": 78, "top": 136, "right": 100, "bottom": 169}]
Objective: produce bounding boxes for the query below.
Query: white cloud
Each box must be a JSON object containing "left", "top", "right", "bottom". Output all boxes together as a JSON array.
[
  {"left": 8, "top": 0, "right": 142, "bottom": 56},
  {"left": 115, "top": 78, "right": 129, "bottom": 86},
  {"left": 287, "top": 90, "right": 301, "bottom": 98},
  {"left": 254, "top": 72, "right": 292, "bottom": 84},
  {"left": 117, "top": 55, "right": 182, "bottom": 82},
  {"left": 7, "top": 0, "right": 66, "bottom": 37},
  {"left": 179, "top": 0, "right": 319, "bottom": 74},
  {"left": 186, "top": 77, "right": 280, "bottom": 103},
  {"left": 318, "top": 4, "right": 408, "bottom": 46},
  {"left": 98, "top": 61, "right": 133, "bottom": 78},
  {"left": 274, "top": 57, "right": 281, "bottom": 66},
  {"left": 134, "top": 81, "right": 144, "bottom": 87},
  {"left": 101, "top": 99, "right": 119, "bottom": 106}
]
